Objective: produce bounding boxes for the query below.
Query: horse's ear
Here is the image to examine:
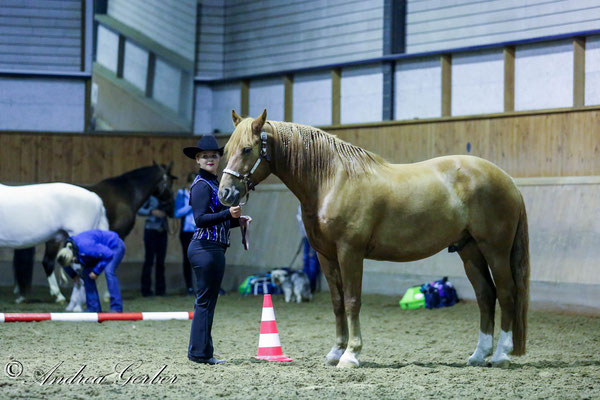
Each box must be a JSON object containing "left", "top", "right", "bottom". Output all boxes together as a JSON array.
[
  {"left": 232, "top": 110, "right": 243, "bottom": 127},
  {"left": 167, "top": 161, "right": 174, "bottom": 171},
  {"left": 251, "top": 109, "right": 267, "bottom": 136},
  {"left": 153, "top": 160, "right": 157, "bottom": 166}
]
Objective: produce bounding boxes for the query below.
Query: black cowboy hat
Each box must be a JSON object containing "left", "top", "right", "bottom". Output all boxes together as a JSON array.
[{"left": 183, "top": 135, "right": 224, "bottom": 159}]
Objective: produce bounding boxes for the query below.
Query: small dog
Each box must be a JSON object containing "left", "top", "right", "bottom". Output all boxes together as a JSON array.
[{"left": 271, "top": 269, "right": 312, "bottom": 303}]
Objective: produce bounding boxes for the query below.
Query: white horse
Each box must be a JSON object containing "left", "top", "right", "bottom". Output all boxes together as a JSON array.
[{"left": 0, "top": 182, "right": 109, "bottom": 307}]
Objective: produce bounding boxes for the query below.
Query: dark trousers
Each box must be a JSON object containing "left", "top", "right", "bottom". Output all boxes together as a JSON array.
[
  {"left": 187, "top": 240, "right": 226, "bottom": 360},
  {"left": 141, "top": 229, "right": 168, "bottom": 296},
  {"left": 179, "top": 230, "right": 194, "bottom": 290}
]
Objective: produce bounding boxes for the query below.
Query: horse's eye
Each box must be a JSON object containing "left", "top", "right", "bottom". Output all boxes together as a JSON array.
[{"left": 242, "top": 147, "right": 252, "bottom": 154}]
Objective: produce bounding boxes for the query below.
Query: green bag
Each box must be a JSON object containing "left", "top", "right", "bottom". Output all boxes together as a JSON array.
[
  {"left": 239, "top": 275, "right": 255, "bottom": 295},
  {"left": 399, "top": 286, "right": 426, "bottom": 309}
]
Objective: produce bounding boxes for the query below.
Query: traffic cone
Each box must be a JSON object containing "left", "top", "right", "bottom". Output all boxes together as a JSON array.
[{"left": 256, "top": 294, "right": 293, "bottom": 362}]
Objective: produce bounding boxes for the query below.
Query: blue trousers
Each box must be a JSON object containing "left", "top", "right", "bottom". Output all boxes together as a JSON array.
[
  {"left": 303, "top": 237, "right": 321, "bottom": 292},
  {"left": 82, "top": 240, "right": 126, "bottom": 312}
]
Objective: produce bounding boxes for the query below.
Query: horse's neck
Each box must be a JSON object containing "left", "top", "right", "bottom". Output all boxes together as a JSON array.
[
  {"left": 95, "top": 169, "right": 162, "bottom": 211},
  {"left": 130, "top": 173, "right": 162, "bottom": 210},
  {"left": 271, "top": 156, "right": 329, "bottom": 214}
]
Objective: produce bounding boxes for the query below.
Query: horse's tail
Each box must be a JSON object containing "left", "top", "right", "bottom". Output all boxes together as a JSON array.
[{"left": 510, "top": 197, "right": 530, "bottom": 356}]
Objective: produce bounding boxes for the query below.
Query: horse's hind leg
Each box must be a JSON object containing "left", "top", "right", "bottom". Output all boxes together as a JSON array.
[
  {"left": 459, "top": 242, "right": 496, "bottom": 366},
  {"left": 318, "top": 253, "right": 348, "bottom": 366},
  {"left": 479, "top": 245, "right": 515, "bottom": 368}
]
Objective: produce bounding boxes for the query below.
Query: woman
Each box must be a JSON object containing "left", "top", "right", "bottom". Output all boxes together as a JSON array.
[
  {"left": 174, "top": 172, "right": 197, "bottom": 296},
  {"left": 56, "top": 229, "right": 126, "bottom": 313},
  {"left": 183, "top": 134, "right": 247, "bottom": 365}
]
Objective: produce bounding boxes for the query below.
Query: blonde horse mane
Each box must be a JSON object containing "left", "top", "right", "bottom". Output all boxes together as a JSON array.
[{"left": 225, "top": 118, "right": 388, "bottom": 182}]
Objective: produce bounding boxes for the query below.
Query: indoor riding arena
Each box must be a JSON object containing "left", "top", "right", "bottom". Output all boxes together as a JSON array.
[{"left": 1, "top": 1, "right": 599, "bottom": 399}]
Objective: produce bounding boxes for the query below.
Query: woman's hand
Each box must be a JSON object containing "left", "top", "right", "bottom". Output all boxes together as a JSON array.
[
  {"left": 229, "top": 206, "right": 242, "bottom": 218},
  {"left": 89, "top": 272, "right": 98, "bottom": 280},
  {"left": 151, "top": 209, "right": 167, "bottom": 218}
]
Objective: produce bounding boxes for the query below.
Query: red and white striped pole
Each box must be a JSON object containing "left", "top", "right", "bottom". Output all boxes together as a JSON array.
[
  {"left": 256, "top": 294, "right": 293, "bottom": 362},
  {"left": 0, "top": 312, "right": 193, "bottom": 323}
]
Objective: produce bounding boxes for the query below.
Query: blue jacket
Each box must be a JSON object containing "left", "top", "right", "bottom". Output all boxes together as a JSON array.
[
  {"left": 137, "top": 195, "right": 169, "bottom": 231},
  {"left": 67, "top": 230, "right": 124, "bottom": 276},
  {"left": 174, "top": 188, "right": 196, "bottom": 232}
]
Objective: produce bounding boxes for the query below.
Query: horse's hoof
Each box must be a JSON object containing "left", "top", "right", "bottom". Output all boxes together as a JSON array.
[
  {"left": 467, "top": 357, "right": 488, "bottom": 367},
  {"left": 325, "top": 347, "right": 344, "bottom": 366},
  {"left": 55, "top": 295, "right": 66, "bottom": 304},
  {"left": 15, "top": 296, "right": 25, "bottom": 304},
  {"left": 72, "top": 305, "right": 83, "bottom": 313},
  {"left": 491, "top": 354, "right": 511, "bottom": 368},
  {"left": 336, "top": 352, "right": 359, "bottom": 368}
]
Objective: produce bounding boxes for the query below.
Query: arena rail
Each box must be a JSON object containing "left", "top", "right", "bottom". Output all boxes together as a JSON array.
[{"left": 0, "top": 312, "right": 193, "bottom": 323}]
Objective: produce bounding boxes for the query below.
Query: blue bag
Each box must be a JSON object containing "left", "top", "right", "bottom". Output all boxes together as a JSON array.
[{"left": 420, "top": 277, "right": 459, "bottom": 309}]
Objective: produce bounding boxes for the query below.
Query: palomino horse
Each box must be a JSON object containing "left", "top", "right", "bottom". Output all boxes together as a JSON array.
[
  {"left": 0, "top": 182, "right": 109, "bottom": 303},
  {"left": 219, "top": 110, "right": 530, "bottom": 368},
  {"left": 11, "top": 163, "right": 176, "bottom": 307}
]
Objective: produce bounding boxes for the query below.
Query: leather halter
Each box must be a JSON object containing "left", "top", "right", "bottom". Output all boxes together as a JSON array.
[{"left": 222, "top": 131, "right": 270, "bottom": 206}]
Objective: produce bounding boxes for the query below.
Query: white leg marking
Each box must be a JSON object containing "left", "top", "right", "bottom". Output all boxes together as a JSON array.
[
  {"left": 48, "top": 272, "right": 66, "bottom": 303},
  {"left": 468, "top": 331, "right": 493, "bottom": 366},
  {"left": 337, "top": 350, "right": 360, "bottom": 368},
  {"left": 325, "top": 346, "right": 345, "bottom": 366},
  {"left": 491, "top": 330, "right": 513, "bottom": 368}
]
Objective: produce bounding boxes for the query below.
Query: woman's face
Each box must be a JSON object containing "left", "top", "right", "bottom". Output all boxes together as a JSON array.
[{"left": 196, "top": 150, "right": 220, "bottom": 174}]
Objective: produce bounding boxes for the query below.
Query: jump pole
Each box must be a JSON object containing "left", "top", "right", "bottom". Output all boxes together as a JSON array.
[{"left": 0, "top": 312, "right": 194, "bottom": 323}]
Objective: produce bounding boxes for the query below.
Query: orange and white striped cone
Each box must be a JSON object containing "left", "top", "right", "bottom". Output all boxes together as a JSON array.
[{"left": 256, "top": 294, "right": 293, "bottom": 362}]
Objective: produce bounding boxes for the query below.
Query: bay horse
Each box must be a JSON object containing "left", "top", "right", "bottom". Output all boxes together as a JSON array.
[
  {"left": 11, "top": 163, "right": 176, "bottom": 306},
  {"left": 219, "top": 110, "right": 530, "bottom": 368}
]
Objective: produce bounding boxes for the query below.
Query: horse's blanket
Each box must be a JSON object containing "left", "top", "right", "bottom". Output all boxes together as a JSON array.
[{"left": 420, "top": 277, "right": 459, "bottom": 309}]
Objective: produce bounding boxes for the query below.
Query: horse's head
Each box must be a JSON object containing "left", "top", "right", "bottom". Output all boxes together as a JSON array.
[
  {"left": 153, "top": 161, "right": 178, "bottom": 202},
  {"left": 219, "top": 109, "right": 273, "bottom": 206}
]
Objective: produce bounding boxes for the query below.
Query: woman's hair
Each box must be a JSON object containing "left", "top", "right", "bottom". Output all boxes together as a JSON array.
[{"left": 56, "top": 242, "right": 74, "bottom": 267}]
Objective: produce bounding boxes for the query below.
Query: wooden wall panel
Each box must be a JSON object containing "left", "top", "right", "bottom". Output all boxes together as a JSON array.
[
  {"left": 329, "top": 108, "right": 600, "bottom": 178},
  {"left": 1, "top": 107, "right": 599, "bottom": 186}
]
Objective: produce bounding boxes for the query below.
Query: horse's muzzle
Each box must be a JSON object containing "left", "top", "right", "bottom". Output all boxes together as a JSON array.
[{"left": 219, "top": 187, "right": 240, "bottom": 206}]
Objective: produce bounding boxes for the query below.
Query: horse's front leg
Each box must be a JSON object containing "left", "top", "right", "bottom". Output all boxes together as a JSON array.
[
  {"left": 336, "top": 248, "right": 363, "bottom": 368},
  {"left": 43, "top": 241, "right": 66, "bottom": 304},
  {"left": 318, "top": 253, "right": 348, "bottom": 365}
]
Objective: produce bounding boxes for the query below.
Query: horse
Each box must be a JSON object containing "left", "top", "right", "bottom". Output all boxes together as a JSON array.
[
  {"left": 218, "top": 110, "right": 530, "bottom": 369},
  {"left": 11, "top": 163, "right": 176, "bottom": 306},
  {"left": 1, "top": 182, "right": 109, "bottom": 303}
]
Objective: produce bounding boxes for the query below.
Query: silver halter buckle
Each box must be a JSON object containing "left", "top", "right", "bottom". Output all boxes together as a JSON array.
[{"left": 223, "top": 131, "right": 270, "bottom": 206}]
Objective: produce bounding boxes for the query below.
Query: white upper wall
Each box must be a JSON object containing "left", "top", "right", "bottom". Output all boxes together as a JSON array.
[
  {"left": 406, "top": 0, "right": 600, "bottom": 54},
  {"left": 515, "top": 40, "right": 573, "bottom": 111},
  {"left": 0, "top": 77, "right": 85, "bottom": 131},
  {"left": 153, "top": 59, "right": 181, "bottom": 113},
  {"left": 293, "top": 71, "right": 332, "bottom": 127},
  {"left": 341, "top": 65, "right": 383, "bottom": 124},
  {"left": 221, "top": 0, "right": 383, "bottom": 77},
  {"left": 585, "top": 35, "right": 600, "bottom": 106},
  {"left": 108, "top": 0, "right": 196, "bottom": 61},
  {"left": 123, "top": 41, "right": 148, "bottom": 92},
  {"left": 395, "top": 57, "right": 441, "bottom": 120},
  {"left": 196, "top": 0, "right": 225, "bottom": 79},
  {"left": 451, "top": 50, "right": 504, "bottom": 116},
  {"left": 0, "top": 0, "right": 83, "bottom": 71},
  {"left": 211, "top": 83, "right": 240, "bottom": 134},
  {"left": 249, "top": 79, "right": 285, "bottom": 123},
  {"left": 96, "top": 25, "right": 119, "bottom": 73}
]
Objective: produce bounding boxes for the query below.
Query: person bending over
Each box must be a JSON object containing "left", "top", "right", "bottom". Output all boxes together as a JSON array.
[{"left": 56, "top": 230, "right": 126, "bottom": 313}]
